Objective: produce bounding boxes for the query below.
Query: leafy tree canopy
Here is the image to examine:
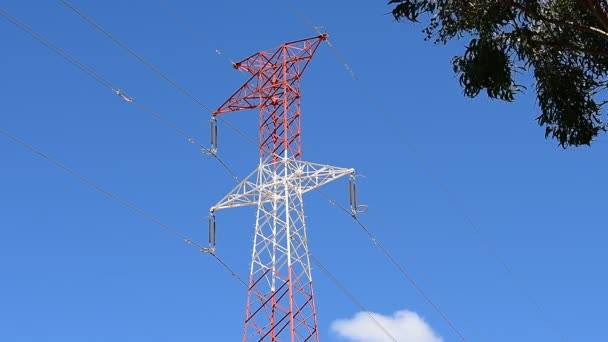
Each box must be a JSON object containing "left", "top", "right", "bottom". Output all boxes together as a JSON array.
[{"left": 389, "top": 0, "right": 608, "bottom": 147}]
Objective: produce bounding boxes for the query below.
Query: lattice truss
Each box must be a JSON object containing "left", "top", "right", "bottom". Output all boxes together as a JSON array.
[
  {"left": 214, "top": 35, "right": 327, "bottom": 161},
  {"left": 210, "top": 158, "right": 354, "bottom": 341},
  {"left": 210, "top": 34, "right": 357, "bottom": 342}
]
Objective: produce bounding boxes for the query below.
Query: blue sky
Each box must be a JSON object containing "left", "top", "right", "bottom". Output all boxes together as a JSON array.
[{"left": 1, "top": 1, "right": 607, "bottom": 341}]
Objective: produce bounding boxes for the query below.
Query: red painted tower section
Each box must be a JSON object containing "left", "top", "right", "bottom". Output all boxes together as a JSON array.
[{"left": 214, "top": 34, "right": 327, "bottom": 163}]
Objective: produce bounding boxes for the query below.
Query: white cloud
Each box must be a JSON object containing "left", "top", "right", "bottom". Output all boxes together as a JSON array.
[{"left": 331, "top": 309, "right": 443, "bottom": 342}]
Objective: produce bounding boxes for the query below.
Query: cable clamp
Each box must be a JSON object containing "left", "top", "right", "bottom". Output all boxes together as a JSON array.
[
  {"left": 201, "top": 147, "right": 217, "bottom": 156},
  {"left": 114, "top": 89, "right": 134, "bottom": 103},
  {"left": 200, "top": 246, "right": 215, "bottom": 254}
]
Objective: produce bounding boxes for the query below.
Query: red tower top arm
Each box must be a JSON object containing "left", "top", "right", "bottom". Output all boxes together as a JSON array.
[{"left": 213, "top": 34, "right": 327, "bottom": 161}]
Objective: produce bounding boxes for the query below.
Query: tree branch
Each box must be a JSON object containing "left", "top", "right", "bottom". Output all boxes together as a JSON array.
[
  {"left": 510, "top": 1, "right": 608, "bottom": 40},
  {"left": 582, "top": 0, "right": 608, "bottom": 33},
  {"left": 532, "top": 39, "right": 608, "bottom": 58}
]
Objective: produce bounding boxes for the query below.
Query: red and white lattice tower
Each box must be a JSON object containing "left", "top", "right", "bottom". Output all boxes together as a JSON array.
[{"left": 208, "top": 34, "right": 357, "bottom": 341}]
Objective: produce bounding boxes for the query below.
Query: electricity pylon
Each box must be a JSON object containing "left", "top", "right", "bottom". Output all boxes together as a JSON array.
[{"left": 209, "top": 34, "right": 357, "bottom": 342}]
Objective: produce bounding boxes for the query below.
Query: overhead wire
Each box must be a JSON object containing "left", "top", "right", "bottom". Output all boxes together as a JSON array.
[
  {"left": 315, "top": 188, "right": 468, "bottom": 342},
  {"left": 0, "top": 7, "right": 209, "bottom": 152},
  {"left": 0, "top": 7, "right": 112, "bottom": 89},
  {"left": 1, "top": 5, "right": 247, "bottom": 287},
  {"left": 203, "top": 117, "right": 399, "bottom": 339},
  {"left": 287, "top": 2, "right": 568, "bottom": 341},
  {"left": 166, "top": 55, "right": 449, "bottom": 341},
  {"left": 111, "top": 7, "right": 402, "bottom": 336},
  {"left": 286, "top": 1, "right": 357, "bottom": 80},
  {"left": 159, "top": 25, "right": 460, "bottom": 338},
  {"left": 4, "top": 4, "right": 450, "bottom": 340},
  {"left": 59, "top": 2, "right": 467, "bottom": 338},
  {"left": 157, "top": 0, "right": 241, "bottom": 69},
  {"left": 310, "top": 255, "right": 398, "bottom": 342},
  {"left": 153, "top": 1, "right": 256, "bottom": 144},
  {"left": 1, "top": 2, "right": 246, "bottom": 289},
  {"left": 58, "top": 0, "right": 245, "bottom": 182},
  {"left": 59, "top": 0, "right": 214, "bottom": 113},
  {"left": 2, "top": 4, "right": 247, "bottom": 279},
  {"left": 128, "top": 8, "right": 404, "bottom": 339},
  {"left": 1, "top": 5, "right": 249, "bottom": 286},
  {"left": 0, "top": 126, "right": 247, "bottom": 287},
  {"left": 136, "top": 12, "right": 449, "bottom": 334},
  {"left": 0, "top": 6, "right": 243, "bottom": 182}
]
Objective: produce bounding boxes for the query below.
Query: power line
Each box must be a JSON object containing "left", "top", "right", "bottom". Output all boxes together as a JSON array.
[
  {"left": 203, "top": 33, "right": 468, "bottom": 342},
  {"left": 0, "top": 6, "right": 246, "bottom": 182},
  {"left": 57, "top": 1, "right": 248, "bottom": 181},
  {"left": 157, "top": 0, "right": 240, "bottom": 69},
  {"left": 174, "top": 56, "right": 463, "bottom": 337},
  {"left": 164, "top": 35, "right": 462, "bottom": 335},
  {"left": 2, "top": 6, "right": 396, "bottom": 340},
  {"left": 62, "top": 0, "right": 246, "bottom": 150},
  {"left": 152, "top": 2, "right": 257, "bottom": 150},
  {"left": 0, "top": 6, "right": 212, "bottom": 154},
  {"left": 59, "top": 0, "right": 214, "bottom": 113},
  {"left": 0, "top": 7, "right": 113, "bottom": 90},
  {"left": 0, "top": 126, "right": 246, "bottom": 286},
  {"left": 288, "top": 4, "right": 567, "bottom": 341},
  {"left": 286, "top": 1, "right": 358, "bottom": 80},
  {"left": 208, "top": 112, "right": 402, "bottom": 339},
  {"left": 310, "top": 255, "right": 398, "bottom": 342},
  {"left": 1, "top": 6, "right": 246, "bottom": 283},
  {"left": 181, "top": 74, "right": 451, "bottom": 340},
  {"left": 211, "top": 147, "right": 402, "bottom": 341},
  {"left": 217, "top": 116, "right": 258, "bottom": 148},
  {"left": 121, "top": 18, "right": 401, "bottom": 334},
  {"left": 315, "top": 188, "right": 468, "bottom": 342},
  {"left": 4, "top": 4, "right": 459, "bottom": 339}
]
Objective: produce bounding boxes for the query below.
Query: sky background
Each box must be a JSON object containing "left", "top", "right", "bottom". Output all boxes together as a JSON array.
[{"left": 1, "top": 1, "right": 607, "bottom": 341}]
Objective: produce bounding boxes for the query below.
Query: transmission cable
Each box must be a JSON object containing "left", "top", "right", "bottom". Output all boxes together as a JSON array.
[
  {"left": 60, "top": 0, "right": 234, "bottom": 124},
  {"left": 0, "top": 6, "right": 243, "bottom": 182},
  {"left": 5, "top": 5, "right": 450, "bottom": 339},
  {"left": 163, "top": 46, "right": 461, "bottom": 337},
  {"left": 0, "top": 6, "right": 242, "bottom": 280},
  {"left": 61, "top": 11, "right": 402, "bottom": 339},
  {"left": 59, "top": 0, "right": 213, "bottom": 113},
  {"left": 0, "top": 126, "right": 246, "bottom": 287},
  {"left": 310, "top": 255, "right": 398, "bottom": 342},
  {"left": 286, "top": 1, "right": 357, "bottom": 80},
  {"left": 288, "top": 3, "right": 568, "bottom": 342},
  {"left": 173, "top": 66, "right": 463, "bottom": 338},
  {"left": 0, "top": 7, "right": 112, "bottom": 89},
  {"left": 0, "top": 7, "right": 208, "bottom": 152},
  {"left": 57, "top": 0, "right": 247, "bottom": 181},
  {"left": 1, "top": 5, "right": 244, "bottom": 283},
  {"left": 156, "top": 0, "right": 241, "bottom": 70},
  {"left": 315, "top": 188, "right": 467, "bottom": 342}
]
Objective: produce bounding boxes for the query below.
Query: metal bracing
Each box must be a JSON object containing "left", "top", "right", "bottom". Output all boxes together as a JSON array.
[
  {"left": 211, "top": 158, "right": 355, "bottom": 212},
  {"left": 211, "top": 155, "right": 353, "bottom": 341},
  {"left": 210, "top": 34, "right": 351, "bottom": 341},
  {"left": 214, "top": 34, "right": 327, "bottom": 162}
]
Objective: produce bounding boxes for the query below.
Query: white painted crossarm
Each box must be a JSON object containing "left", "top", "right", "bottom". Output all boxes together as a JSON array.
[
  {"left": 286, "top": 160, "right": 355, "bottom": 194},
  {"left": 211, "top": 166, "right": 262, "bottom": 211},
  {"left": 210, "top": 159, "right": 355, "bottom": 212}
]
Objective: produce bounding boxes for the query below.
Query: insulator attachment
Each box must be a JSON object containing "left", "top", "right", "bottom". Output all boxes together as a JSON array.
[
  {"left": 208, "top": 212, "right": 217, "bottom": 249},
  {"left": 114, "top": 89, "right": 134, "bottom": 103},
  {"left": 210, "top": 116, "right": 218, "bottom": 154},
  {"left": 355, "top": 204, "right": 368, "bottom": 214},
  {"left": 349, "top": 175, "right": 357, "bottom": 217}
]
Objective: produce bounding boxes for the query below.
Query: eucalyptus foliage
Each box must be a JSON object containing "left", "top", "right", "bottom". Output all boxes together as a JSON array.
[{"left": 390, "top": 0, "right": 608, "bottom": 147}]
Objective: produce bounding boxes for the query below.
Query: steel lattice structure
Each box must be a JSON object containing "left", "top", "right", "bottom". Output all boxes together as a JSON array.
[{"left": 209, "top": 34, "right": 356, "bottom": 341}]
